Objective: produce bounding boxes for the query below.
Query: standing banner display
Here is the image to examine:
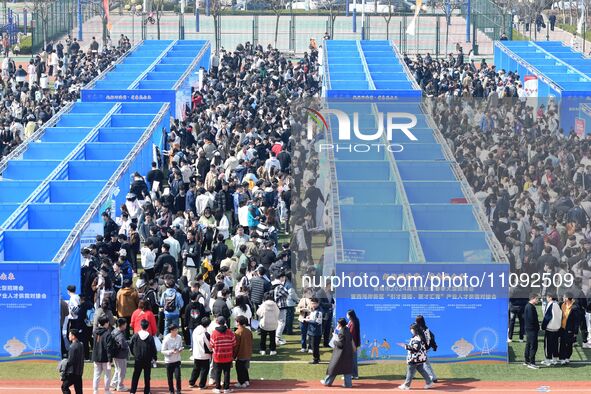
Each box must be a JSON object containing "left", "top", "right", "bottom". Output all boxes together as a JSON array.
[
  {"left": 0, "top": 263, "right": 61, "bottom": 362},
  {"left": 334, "top": 263, "right": 509, "bottom": 363}
]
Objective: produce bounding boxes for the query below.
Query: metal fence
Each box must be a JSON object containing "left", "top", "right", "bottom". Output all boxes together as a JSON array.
[
  {"left": 79, "top": 12, "right": 496, "bottom": 56},
  {"left": 31, "top": 0, "right": 102, "bottom": 53},
  {"left": 463, "top": 0, "right": 512, "bottom": 41}
]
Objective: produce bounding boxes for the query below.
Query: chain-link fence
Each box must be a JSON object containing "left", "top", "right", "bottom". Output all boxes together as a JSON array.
[
  {"left": 30, "top": 0, "right": 103, "bottom": 53},
  {"left": 463, "top": 0, "right": 512, "bottom": 41},
  {"left": 79, "top": 11, "right": 495, "bottom": 56}
]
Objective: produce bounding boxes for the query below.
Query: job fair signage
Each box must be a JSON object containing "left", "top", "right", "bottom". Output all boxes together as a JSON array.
[
  {"left": 332, "top": 263, "right": 509, "bottom": 363},
  {"left": 0, "top": 263, "right": 61, "bottom": 362}
]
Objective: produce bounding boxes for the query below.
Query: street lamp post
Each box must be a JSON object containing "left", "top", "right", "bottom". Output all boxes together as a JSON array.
[{"left": 127, "top": 3, "right": 143, "bottom": 44}]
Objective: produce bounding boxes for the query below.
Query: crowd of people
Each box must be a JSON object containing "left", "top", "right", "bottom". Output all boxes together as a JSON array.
[
  {"left": 52, "top": 35, "right": 591, "bottom": 393},
  {"left": 58, "top": 41, "right": 369, "bottom": 394},
  {"left": 406, "top": 48, "right": 591, "bottom": 369},
  {"left": 0, "top": 34, "right": 132, "bottom": 159}
]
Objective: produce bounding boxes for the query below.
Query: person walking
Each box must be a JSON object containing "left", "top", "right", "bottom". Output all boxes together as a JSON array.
[
  {"left": 306, "top": 297, "right": 323, "bottom": 364},
  {"left": 320, "top": 318, "right": 354, "bottom": 388},
  {"left": 161, "top": 324, "right": 184, "bottom": 394},
  {"left": 523, "top": 293, "right": 540, "bottom": 369},
  {"left": 234, "top": 316, "right": 253, "bottom": 388},
  {"left": 541, "top": 294, "right": 562, "bottom": 366},
  {"left": 189, "top": 317, "right": 212, "bottom": 390},
  {"left": 257, "top": 293, "right": 280, "bottom": 356},
  {"left": 273, "top": 273, "right": 289, "bottom": 345},
  {"left": 415, "top": 315, "right": 438, "bottom": 383},
  {"left": 116, "top": 279, "right": 139, "bottom": 339},
  {"left": 160, "top": 277, "right": 184, "bottom": 335},
  {"left": 92, "top": 317, "right": 114, "bottom": 394},
  {"left": 296, "top": 288, "right": 313, "bottom": 353},
  {"left": 210, "top": 316, "right": 236, "bottom": 394},
  {"left": 110, "top": 318, "right": 130, "bottom": 392},
  {"left": 559, "top": 292, "right": 581, "bottom": 365},
  {"left": 397, "top": 323, "right": 433, "bottom": 390},
  {"left": 129, "top": 320, "right": 158, "bottom": 394},
  {"left": 347, "top": 310, "right": 361, "bottom": 380},
  {"left": 61, "top": 329, "right": 85, "bottom": 394}
]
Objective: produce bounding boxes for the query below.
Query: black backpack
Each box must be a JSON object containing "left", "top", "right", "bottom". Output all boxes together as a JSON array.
[{"left": 164, "top": 292, "right": 177, "bottom": 313}]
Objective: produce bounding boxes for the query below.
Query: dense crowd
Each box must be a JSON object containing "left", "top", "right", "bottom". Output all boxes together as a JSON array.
[
  {"left": 60, "top": 42, "right": 372, "bottom": 394},
  {"left": 406, "top": 49, "right": 591, "bottom": 369},
  {"left": 0, "top": 34, "right": 131, "bottom": 159}
]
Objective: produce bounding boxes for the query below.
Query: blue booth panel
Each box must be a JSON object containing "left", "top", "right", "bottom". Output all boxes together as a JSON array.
[
  {"left": 335, "top": 161, "right": 391, "bottom": 181},
  {"left": 2, "top": 230, "right": 70, "bottom": 261},
  {"left": 119, "top": 103, "right": 166, "bottom": 114},
  {"left": 0, "top": 181, "right": 40, "bottom": 202},
  {"left": 56, "top": 114, "right": 106, "bottom": 127},
  {"left": 338, "top": 181, "right": 398, "bottom": 204},
  {"left": 392, "top": 144, "right": 445, "bottom": 161},
  {"left": 84, "top": 143, "right": 135, "bottom": 160},
  {"left": 340, "top": 205, "right": 404, "bottom": 230},
  {"left": 67, "top": 161, "right": 121, "bottom": 180},
  {"left": 25, "top": 204, "right": 88, "bottom": 230},
  {"left": 23, "top": 143, "right": 78, "bottom": 160},
  {"left": 138, "top": 80, "right": 175, "bottom": 90},
  {"left": 404, "top": 181, "right": 466, "bottom": 204},
  {"left": 3, "top": 160, "right": 61, "bottom": 180},
  {"left": 412, "top": 205, "right": 480, "bottom": 231},
  {"left": 0, "top": 203, "right": 20, "bottom": 224},
  {"left": 397, "top": 162, "right": 455, "bottom": 181},
  {"left": 41, "top": 128, "right": 93, "bottom": 143},
  {"left": 109, "top": 115, "right": 155, "bottom": 127},
  {"left": 97, "top": 128, "right": 144, "bottom": 142},
  {"left": 419, "top": 232, "right": 492, "bottom": 263},
  {"left": 69, "top": 102, "right": 114, "bottom": 113},
  {"left": 48, "top": 181, "right": 106, "bottom": 203},
  {"left": 333, "top": 148, "right": 387, "bottom": 161},
  {"left": 341, "top": 231, "right": 411, "bottom": 262}
]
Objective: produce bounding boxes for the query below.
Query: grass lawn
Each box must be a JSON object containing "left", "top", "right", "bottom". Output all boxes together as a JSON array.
[{"left": 1, "top": 330, "right": 591, "bottom": 383}]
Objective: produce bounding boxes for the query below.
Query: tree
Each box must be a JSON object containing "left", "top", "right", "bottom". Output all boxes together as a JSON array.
[
  {"left": 210, "top": 0, "right": 224, "bottom": 53},
  {"left": 382, "top": 0, "right": 395, "bottom": 39},
  {"left": 269, "top": 0, "right": 284, "bottom": 48},
  {"left": 319, "top": 0, "right": 339, "bottom": 38},
  {"left": 151, "top": 0, "right": 165, "bottom": 39},
  {"left": 28, "top": 0, "right": 52, "bottom": 49}
]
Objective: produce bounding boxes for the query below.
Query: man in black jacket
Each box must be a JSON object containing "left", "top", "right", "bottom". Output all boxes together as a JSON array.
[
  {"left": 250, "top": 267, "right": 271, "bottom": 311},
  {"left": 92, "top": 317, "right": 115, "bottom": 392},
  {"left": 523, "top": 293, "right": 540, "bottom": 369},
  {"left": 102, "top": 211, "right": 118, "bottom": 238},
  {"left": 559, "top": 292, "right": 581, "bottom": 364},
  {"left": 212, "top": 288, "right": 231, "bottom": 320},
  {"left": 61, "top": 329, "right": 84, "bottom": 394},
  {"left": 130, "top": 319, "right": 158, "bottom": 394}
]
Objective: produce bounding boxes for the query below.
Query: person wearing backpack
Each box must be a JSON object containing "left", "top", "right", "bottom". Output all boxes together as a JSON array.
[
  {"left": 92, "top": 316, "right": 115, "bottom": 394},
  {"left": 129, "top": 319, "right": 158, "bottom": 394},
  {"left": 189, "top": 317, "right": 212, "bottom": 389},
  {"left": 416, "top": 315, "right": 438, "bottom": 383},
  {"left": 110, "top": 318, "right": 130, "bottom": 392},
  {"left": 160, "top": 277, "right": 184, "bottom": 335}
]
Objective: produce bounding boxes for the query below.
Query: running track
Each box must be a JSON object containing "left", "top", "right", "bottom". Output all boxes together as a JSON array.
[{"left": 2, "top": 380, "right": 591, "bottom": 393}]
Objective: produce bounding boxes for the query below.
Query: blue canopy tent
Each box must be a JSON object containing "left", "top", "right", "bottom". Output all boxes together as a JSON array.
[
  {"left": 494, "top": 40, "right": 591, "bottom": 134},
  {"left": 323, "top": 41, "right": 509, "bottom": 363}
]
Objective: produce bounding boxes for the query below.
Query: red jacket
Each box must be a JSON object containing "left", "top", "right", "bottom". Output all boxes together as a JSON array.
[
  {"left": 211, "top": 325, "right": 236, "bottom": 364},
  {"left": 130, "top": 309, "right": 157, "bottom": 336}
]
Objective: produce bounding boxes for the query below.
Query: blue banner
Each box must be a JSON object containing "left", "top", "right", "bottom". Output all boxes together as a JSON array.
[
  {"left": 333, "top": 263, "right": 509, "bottom": 363},
  {"left": 0, "top": 263, "right": 61, "bottom": 361},
  {"left": 81, "top": 89, "right": 176, "bottom": 116}
]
